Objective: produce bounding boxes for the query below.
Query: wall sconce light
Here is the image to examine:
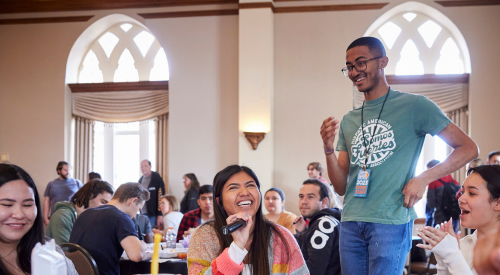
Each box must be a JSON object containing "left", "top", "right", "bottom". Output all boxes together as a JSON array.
[{"left": 243, "top": 132, "right": 266, "bottom": 150}]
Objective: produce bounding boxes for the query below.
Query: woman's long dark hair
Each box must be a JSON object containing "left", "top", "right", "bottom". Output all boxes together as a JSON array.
[
  {"left": 0, "top": 163, "right": 45, "bottom": 275},
  {"left": 184, "top": 173, "right": 200, "bottom": 191},
  {"left": 212, "top": 165, "right": 290, "bottom": 274},
  {"left": 71, "top": 179, "right": 114, "bottom": 209}
]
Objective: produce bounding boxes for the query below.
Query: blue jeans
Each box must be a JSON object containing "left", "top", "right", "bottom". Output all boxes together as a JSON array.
[{"left": 340, "top": 221, "right": 413, "bottom": 275}]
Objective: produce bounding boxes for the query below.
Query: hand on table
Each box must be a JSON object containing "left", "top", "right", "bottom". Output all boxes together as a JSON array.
[
  {"left": 152, "top": 228, "right": 163, "bottom": 235},
  {"left": 183, "top": 228, "right": 194, "bottom": 238}
]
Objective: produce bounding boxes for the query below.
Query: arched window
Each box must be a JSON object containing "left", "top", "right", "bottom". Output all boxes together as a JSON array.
[
  {"left": 73, "top": 22, "right": 169, "bottom": 187},
  {"left": 369, "top": 11, "right": 466, "bottom": 75},
  {"left": 78, "top": 23, "right": 169, "bottom": 83}
]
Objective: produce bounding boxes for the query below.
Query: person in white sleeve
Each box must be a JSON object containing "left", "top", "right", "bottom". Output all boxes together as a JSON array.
[{"left": 416, "top": 165, "right": 500, "bottom": 274}]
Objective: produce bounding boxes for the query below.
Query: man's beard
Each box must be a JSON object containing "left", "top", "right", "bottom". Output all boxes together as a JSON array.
[
  {"left": 60, "top": 173, "right": 68, "bottom": 180},
  {"left": 358, "top": 72, "right": 380, "bottom": 94}
]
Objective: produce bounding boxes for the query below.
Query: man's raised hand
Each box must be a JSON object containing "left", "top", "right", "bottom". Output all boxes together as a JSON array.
[{"left": 320, "top": 117, "right": 340, "bottom": 150}]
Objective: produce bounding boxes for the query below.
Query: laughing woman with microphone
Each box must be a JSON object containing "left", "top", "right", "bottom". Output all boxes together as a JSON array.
[{"left": 187, "top": 165, "right": 308, "bottom": 275}]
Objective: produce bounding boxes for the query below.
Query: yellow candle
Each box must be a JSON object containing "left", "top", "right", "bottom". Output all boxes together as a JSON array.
[{"left": 151, "top": 233, "right": 162, "bottom": 275}]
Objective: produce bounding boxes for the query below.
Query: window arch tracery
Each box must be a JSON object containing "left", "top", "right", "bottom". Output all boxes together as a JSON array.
[
  {"left": 369, "top": 11, "right": 465, "bottom": 75},
  {"left": 78, "top": 23, "right": 169, "bottom": 83}
]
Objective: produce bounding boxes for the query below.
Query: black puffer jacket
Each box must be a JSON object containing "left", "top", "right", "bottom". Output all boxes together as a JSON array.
[{"left": 295, "top": 208, "right": 342, "bottom": 275}]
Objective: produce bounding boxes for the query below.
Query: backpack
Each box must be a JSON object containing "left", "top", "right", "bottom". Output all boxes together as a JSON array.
[{"left": 439, "top": 179, "right": 461, "bottom": 220}]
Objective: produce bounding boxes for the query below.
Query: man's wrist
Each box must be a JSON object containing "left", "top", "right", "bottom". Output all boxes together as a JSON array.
[{"left": 324, "top": 145, "right": 335, "bottom": 155}]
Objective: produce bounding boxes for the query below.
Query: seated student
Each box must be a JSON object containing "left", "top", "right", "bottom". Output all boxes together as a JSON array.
[
  {"left": 177, "top": 185, "right": 214, "bottom": 242},
  {"left": 133, "top": 213, "right": 153, "bottom": 243},
  {"left": 294, "top": 178, "right": 341, "bottom": 275},
  {"left": 188, "top": 165, "right": 308, "bottom": 275},
  {"left": 264, "top": 187, "right": 297, "bottom": 233},
  {"left": 307, "top": 162, "right": 342, "bottom": 209},
  {"left": 70, "top": 182, "right": 149, "bottom": 275},
  {"left": 486, "top": 151, "right": 500, "bottom": 165},
  {"left": 0, "top": 163, "right": 78, "bottom": 275},
  {"left": 417, "top": 165, "right": 500, "bottom": 274},
  {"left": 46, "top": 179, "right": 114, "bottom": 245},
  {"left": 152, "top": 195, "right": 183, "bottom": 240}
]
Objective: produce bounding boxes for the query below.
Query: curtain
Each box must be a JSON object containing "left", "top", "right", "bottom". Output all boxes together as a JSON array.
[
  {"left": 74, "top": 116, "right": 94, "bottom": 183},
  {"left": 72, "top": 90, "right": 169, "bottom": 123},
  {"left": 155, "top": 113, "right": 169, "bottom": 192}
]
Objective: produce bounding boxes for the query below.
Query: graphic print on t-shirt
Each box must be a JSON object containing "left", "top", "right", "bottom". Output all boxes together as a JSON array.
[{"left": 350, "top": 119, "right": 396, "bottom": 168}]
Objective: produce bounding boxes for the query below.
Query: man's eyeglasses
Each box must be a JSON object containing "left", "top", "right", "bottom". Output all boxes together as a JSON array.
[{"left": 341, "top": 56, "right": 384, "bottom": 77}]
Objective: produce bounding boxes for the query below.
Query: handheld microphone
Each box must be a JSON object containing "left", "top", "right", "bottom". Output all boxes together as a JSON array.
[{"left": 221, "top": 219, "right": 247, "bottom": 236}]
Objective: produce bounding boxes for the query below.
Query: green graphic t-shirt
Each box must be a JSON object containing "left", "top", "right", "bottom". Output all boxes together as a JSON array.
[{"left": 336, "top": 88, "right": 451, "bottom": 224}]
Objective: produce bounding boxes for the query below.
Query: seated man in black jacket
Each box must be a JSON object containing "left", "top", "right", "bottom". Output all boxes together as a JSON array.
[{"left": 294, "top": 178, "right": 341, "bottom": 275}]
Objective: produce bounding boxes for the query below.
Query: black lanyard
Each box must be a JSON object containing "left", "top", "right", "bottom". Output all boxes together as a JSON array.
[{"left": 361, "top": 88, "right": 390, "bottom": 171}]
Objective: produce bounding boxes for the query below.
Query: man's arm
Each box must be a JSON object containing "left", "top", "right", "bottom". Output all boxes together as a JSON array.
[
  {"left": 402, "top": 123, "right": 478, "bottom": 208},
  {"left": 120, "top": 236, "right": 145, "bottom": 262},
  {"left": 321, "top": 117, "right": 350, "bottom": 196},
  {"left": 43, "top": 196, "right": 51, "bottom": 226},
  {"left": 144, "top": 232, "right": 154, "bottom": 244}
]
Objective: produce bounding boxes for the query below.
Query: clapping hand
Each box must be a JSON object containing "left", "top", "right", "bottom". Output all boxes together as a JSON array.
[{"left": 416, "top": 218, "right": 460, "bottom": 250}]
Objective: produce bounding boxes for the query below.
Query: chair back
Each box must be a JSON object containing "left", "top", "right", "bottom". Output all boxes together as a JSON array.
[
  {"left": 429, "top": 252, "right": 437, "bottom": 265},
  {"left": 61, "top": 243, "right": 99, "bottom": 275}
]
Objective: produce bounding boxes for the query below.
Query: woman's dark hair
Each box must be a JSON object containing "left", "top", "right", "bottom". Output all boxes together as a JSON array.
[
  {"left": 71, "top": 179, "right": 114, "bottom": 209},
  {"left": 265, "top": 187, "right": 285, "bottom": 201},
  {"left": 467, "top": 165, "right": 500, "bottom": 201},
  {"left": 184, "top": 173, "right": 200, "bottom": 191},
  {"left": 212, "top": 165, "right": 290, "bottom": 274},
  {"left": 0, "top": 163, "right": 45, "bottom": 274}
]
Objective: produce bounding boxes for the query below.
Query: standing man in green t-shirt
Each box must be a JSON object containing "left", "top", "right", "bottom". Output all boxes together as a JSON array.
[{"left": 320, "top": 37, "right": 478, "bottom": 274}]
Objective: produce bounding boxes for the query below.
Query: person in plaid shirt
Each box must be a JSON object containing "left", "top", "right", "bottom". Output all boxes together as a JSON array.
[{"left": 177, "top": 185, "right": 214, "bottom": 242}]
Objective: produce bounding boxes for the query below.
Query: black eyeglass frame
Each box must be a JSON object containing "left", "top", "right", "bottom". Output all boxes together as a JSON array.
[{"left": 341, "top": 56, "right": 384, "bottom": 77}]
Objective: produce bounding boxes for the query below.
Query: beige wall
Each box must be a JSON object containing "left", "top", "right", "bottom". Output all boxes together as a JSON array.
[
  {"left": 0, "top": 1, "right": 499, "bottom": 215},
  {"left": 146, "top": 15, "right": 239, "bottom": 200},
  {"left": 0, "top": 12, "right": 240, "bottom": 203},
  {"left": 0, "top": 22, "right": 86, "bottom": 194}
]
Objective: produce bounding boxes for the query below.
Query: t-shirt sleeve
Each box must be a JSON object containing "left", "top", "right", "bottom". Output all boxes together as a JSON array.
[
  {"left": 336, "top": 119, "right": 347, "bottom": 152},
  {"left": 116, "top": 215, "right": 138, "bottom": 242},
  {"left": 44, "top": 182, "right": 52, "bottom": 197},
  {"left": 413, "top": 95, "right": 451, "bottom": 137}
]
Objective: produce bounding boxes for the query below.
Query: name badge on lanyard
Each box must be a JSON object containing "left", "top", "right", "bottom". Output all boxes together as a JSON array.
[{"left": 354, "top": 169, "right": 371, "bottom": 197}]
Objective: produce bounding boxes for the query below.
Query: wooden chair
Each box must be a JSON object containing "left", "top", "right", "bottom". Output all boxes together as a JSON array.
[
  {"left": 61, "top": 243, "right": 99, "bottom": 275},
  {"left": 409, "top": 252, "right": 437, "bottom": 275}
]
